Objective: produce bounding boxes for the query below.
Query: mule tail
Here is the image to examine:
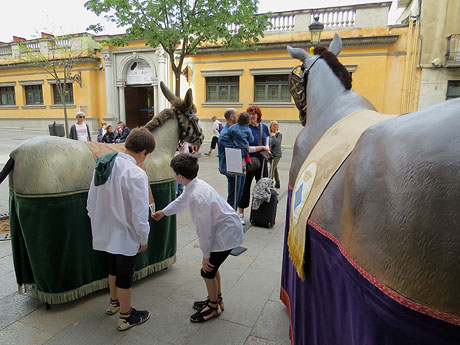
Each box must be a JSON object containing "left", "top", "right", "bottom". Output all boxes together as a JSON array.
[{"left": 0, "top": 158, "right": 14, "bottom": 184}]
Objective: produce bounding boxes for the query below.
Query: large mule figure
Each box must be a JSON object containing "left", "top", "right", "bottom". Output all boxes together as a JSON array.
[
  {"left": 1, "top": 82, "right": 203, "bottom": 304},
  {"left": 282, "top": 34, "right": 460, "bottom": 345}
]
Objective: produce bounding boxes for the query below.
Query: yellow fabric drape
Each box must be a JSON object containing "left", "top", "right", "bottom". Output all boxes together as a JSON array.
[{"left": 288, "top": 110, "right": 398, "bottom": 280}]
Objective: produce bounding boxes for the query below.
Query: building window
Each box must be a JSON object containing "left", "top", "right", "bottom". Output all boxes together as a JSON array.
[
  {"left": 254, "top": 75, "right": 291, "bottom": 102},
  {"left": 0, "top": 86, "right": 15, "bottom": 105},
  {"left": 446, "top": 80, "right": 460, "bottom": 100},
  {"left": 53, "top": 83, "right": 74, "bottom": 104},
  {"left": 25, "top": 85, "right": 43, "bottom": 105},
  {"left": 206, "top": 76, "right": 239, "bottom": 102}
]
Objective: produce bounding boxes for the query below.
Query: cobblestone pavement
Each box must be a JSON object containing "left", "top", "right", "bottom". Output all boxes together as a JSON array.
[{"left": 0, "top": 129, "right": 294, "bottom": 345}]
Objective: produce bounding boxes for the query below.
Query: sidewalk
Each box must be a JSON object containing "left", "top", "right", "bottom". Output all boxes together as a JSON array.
[{"left": 0, "top": 130, "right": 292, "bottom": 345}]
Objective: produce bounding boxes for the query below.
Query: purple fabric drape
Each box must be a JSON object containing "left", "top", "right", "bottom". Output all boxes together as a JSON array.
[{"left": 281, "top": 188, "right": 460, "bottom": 345}]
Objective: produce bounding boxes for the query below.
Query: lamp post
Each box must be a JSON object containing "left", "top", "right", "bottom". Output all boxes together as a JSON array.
[{"left": 309, "top": 15, "right": 324, "bottom": 46}]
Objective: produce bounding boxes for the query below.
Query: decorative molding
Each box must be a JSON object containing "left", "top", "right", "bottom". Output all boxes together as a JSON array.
[
  {"left": 202, "top": 102, "right": 243, "bottom": 108},
  {"left": 345, "top": 65, "right": 358, "bottom": 73},
  {"left": 201, "top": 69, "right": 243, "bottom": 77},
  {"left": 0, "top": 81, "right": 16, "bottom": 87},
  {"left": 250, "top": 68, "right": 292, "bottom": 75},
  {"left": 50, "top": 104, "right": 76, "bottom": 109},
  {"left": 22, "top": 105, "right": 46, "bottom": 109},
  {"left": 249, "top": 102, "right": 295, "bottom": 108},
  {"left": 47, "top": 79, "right": 74, "bottom": 85},
  {"left": 19, "top": 80, "right": 44, "bottom": 86},
  {"left": 0, "top": 105, "right": 18, "bottom": 110}
]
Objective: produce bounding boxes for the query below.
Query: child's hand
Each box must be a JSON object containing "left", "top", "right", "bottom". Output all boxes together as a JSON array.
[
  {"left": 139, "top": 243, "right": 148, "bottom": 252},
  {"left": 152, "top": 210, "right": 165, "bottom": 221},
  {"left": 202, "top": 258, "right": 215, "bottom": 273}
]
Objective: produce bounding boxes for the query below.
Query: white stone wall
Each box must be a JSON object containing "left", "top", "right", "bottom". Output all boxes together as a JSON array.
[{"left": 418, "top": 68, "right": 460, "bottom": 110}]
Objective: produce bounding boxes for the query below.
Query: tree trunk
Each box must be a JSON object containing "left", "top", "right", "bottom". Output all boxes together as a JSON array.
[
  {"left": 175, "top": 71, "right": 181, "bottom": 97},
  {"left": 61, "top": 82, "right": 69, "bottom": 138}
]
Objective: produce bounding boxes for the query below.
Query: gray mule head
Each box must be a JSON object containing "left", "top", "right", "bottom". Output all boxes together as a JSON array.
[{"left": 159, "top": 81, "right": 204, "bottom": 146}]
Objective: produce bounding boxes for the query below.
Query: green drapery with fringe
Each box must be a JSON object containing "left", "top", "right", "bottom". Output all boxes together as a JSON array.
[{"left": 9, "top": 180, "right": 176, "bottom": 304}]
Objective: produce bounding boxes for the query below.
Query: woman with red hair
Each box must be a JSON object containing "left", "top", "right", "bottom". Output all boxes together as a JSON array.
[{"left": 237, "top": 106, "right": 270, "bottom": 225}]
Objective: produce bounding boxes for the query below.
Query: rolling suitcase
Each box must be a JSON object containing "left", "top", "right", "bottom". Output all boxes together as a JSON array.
[{"left": 250, "top": 158, "right": 278, "bottom": 228}]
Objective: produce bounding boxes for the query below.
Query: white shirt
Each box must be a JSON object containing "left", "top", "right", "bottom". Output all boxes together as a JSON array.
[
  {"left": 87, "top": 153, "right": 150, "bottom": 256},
  {"left": 75, "top": 123, "right": 89, "bottom": 141},
  {"left": 163, "top": 178, "right": 243, "bottom": 258},
  {"left": 211, "top": 120, "right": 221, "bottom": 138}
]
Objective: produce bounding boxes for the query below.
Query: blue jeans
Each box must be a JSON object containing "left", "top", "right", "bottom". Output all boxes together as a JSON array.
[
  {"left": 175, "top": 181, "right": 184, "bottom": 195},
  {"left": 226, "top": 174, "right": 245, "bottom": 210}
]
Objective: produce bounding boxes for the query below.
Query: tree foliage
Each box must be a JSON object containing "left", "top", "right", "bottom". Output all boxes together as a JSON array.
[
  {"left": 18, "top": 35, "right": 92, "bottom": 137},
  {"left": 85, "top": 0, "right": 271, "bottom": 95}
]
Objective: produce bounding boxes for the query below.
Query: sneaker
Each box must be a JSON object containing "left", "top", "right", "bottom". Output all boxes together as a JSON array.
[
  {"left": 204, "top": 152, "right": 211, "bottom": 156},
  {"left": 117, "top": 308, "right": 150, "bottom": 331},
  {"left": 275, "top": 182, "right": 280, "bottom": 189},
  {"left": 106, "top": 299, "right": 120, "bottom": 315},
  {"left": 239, "top": 213, "right": 245, "bottom": 225}
]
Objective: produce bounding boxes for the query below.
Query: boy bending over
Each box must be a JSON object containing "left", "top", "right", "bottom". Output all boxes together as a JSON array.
[
  {"left": 87, "top": 127, "right": 155, "bottom": 331},
  {"left": 152, "top": 153, "right": 244, "bottom": 323}
]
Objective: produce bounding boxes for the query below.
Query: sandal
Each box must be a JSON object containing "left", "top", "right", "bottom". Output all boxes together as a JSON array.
[
  {"left": 193, "top": 294, "right": 224, "bottom": 312},
  {"left": 190, "top": 300, "right": 221, "bottom": 323}
]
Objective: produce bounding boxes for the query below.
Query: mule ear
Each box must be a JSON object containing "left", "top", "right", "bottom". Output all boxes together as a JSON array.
[
  {"left": 287, "top": 46, "right": 310, "bottom": 63},
  {"left": 184, "top": 88, "right": 193, "bottom": 109},
  {"left": 329, "top": 33, "right": 342, "bottom": 56},
  {"left": 160, "top": 81, "right": 177, "bottom": 104}
]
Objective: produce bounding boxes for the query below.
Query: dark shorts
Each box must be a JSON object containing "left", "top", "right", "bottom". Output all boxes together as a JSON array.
[
  {"left": 210, "top": 136, "right": 219, "bottom": 149},
  {"left": 108, "top": 253, "right": 138, "bottom": 289},
  {"left": 201, "top": 249, "right": 232, "bottom": 279}
]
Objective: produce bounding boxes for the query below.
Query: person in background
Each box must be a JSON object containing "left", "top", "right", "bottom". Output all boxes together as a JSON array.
[
  {"left": 205, "top": 116, "right": 222, "bottom": 156},
  {"left": 269, "top": 120, "right": 282, "bottom": 189},
  {"left": 175, "top": 140, "right": 189, "bottom": 197},
  {"left": 102, "top": 125, "right": 115, "bottom": 143},
  {"left": 237, "top": 106, "right": 270, "bottom": 225},
  {"left": 114, "top": 122, "right": 131, "bottom": 143},
  {"left": 225, "top": 112, "right": 253, "bottom": 168},
  {"left": 97, "top": 122, "right": 107, "bottom": 142},
  {"left": 69, "top": 111, "right": 92, "bottom": 141}
]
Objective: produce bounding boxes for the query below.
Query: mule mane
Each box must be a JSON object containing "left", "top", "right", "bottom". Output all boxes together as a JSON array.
[
  {"left": 144, "top": 108, "right": 176, "bottom": 131},
  {"left": 313, "top": 46, "right": 352, "bottom": 90}
]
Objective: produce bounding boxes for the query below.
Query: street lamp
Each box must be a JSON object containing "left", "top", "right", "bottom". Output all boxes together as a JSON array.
[{"left": 309, "top": 15, "right": 324, "bottom": 46}]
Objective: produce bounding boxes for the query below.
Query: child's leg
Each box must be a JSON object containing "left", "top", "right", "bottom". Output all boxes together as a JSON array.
[
  {"left": 118, "top": 287, "right": 132, "bottom": 314},
  {"left": 203, "top": 277, "right": 219, "bottom": 303},
  {"left": 216, "top": 270, "right": 222, "bottom": 295},
  {"left": 108, "top": 274, "right": 118, "bottom": 301}
]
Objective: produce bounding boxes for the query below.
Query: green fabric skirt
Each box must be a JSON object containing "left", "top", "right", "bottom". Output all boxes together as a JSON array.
[{"left": 9, "top": 180, "right": 176, "bottom": 304}]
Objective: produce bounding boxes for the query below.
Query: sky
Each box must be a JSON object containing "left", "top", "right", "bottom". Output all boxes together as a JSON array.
[{"left": 0, "top": 0, "right": 403, "bottom": 43}]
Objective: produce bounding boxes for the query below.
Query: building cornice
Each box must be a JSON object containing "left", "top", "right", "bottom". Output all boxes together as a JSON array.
[
  {"left": 0, "top": 56, "right": 99, "bottom": 71},
  {"left": 192, "top": 35, "right": 400, "bottom": 55}
]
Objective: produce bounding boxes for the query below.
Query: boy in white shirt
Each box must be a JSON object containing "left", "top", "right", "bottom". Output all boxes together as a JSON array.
[
  {"left": 87, "top": 127, "right": 155, "bottom": 331},
  {"left": 152, "top": 153, "right": 243, "bottom": 323}
]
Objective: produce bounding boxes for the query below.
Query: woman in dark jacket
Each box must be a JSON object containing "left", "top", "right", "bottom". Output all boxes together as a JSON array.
[
  {"left": 269, "top": 120, "right": 282, "bottom": 189},
  {"left": 237, "top": 105, "right": 270, "bottom": 225},
  {"left": 102, "top": 125, "right": 115, "bottom": 143}
]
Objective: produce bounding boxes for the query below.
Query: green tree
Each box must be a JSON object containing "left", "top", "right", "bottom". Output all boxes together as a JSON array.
[
  {"left": 18, "top": 35, "right": 95, "bottom": 137},
  {"left": 85, "top": 0, "right": 271, "bottom": 96}
]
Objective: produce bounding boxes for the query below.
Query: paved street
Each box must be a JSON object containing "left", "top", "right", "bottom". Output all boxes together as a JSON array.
[{"left": 0, "top": 129, "right": 293, "bottom": 345}]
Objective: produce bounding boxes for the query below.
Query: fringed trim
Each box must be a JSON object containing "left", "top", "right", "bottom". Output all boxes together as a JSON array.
[
  {"left": 20, "top": 278, "right": 109, "bottom": 304},
  {"left": 133, "top": 256, "right": 176, "bottom": 281},
  {"left": 288, "top": 226, "right": 305, "bottom": 281},
  {"left": 18, "top": 255, "right": 176, "bottom": 305}
]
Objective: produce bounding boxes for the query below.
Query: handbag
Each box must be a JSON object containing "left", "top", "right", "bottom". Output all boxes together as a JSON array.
[{"left": 246, "top": 124, "right": 266, "bottom": 172}]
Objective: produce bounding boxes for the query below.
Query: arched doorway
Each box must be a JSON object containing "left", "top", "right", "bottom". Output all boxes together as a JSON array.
[{"left": 125, "top": 60, "right": 155, "bottom": 128}]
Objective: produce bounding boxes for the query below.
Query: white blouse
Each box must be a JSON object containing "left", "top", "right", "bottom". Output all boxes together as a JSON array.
[{"left": 163, "top": 178, "right": 243, "bottom": 258}]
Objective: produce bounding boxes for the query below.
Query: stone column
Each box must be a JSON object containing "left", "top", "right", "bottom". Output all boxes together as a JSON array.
[
  {"left": 102, "top": 52, "right": 116, "bottom": 119},
  {"left": 117, "top": 80, "right": 126, "bottom": 123},
  {"left": 153, "top": 84, "right": 159, "bottom": 115},
  {"left": 156, "top": 49, "right": 168, "bottom": 110}
]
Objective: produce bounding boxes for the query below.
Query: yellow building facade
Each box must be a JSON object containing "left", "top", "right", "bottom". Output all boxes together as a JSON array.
[{"left": 0, "top": 2, "right": 419, "bottom": 145}]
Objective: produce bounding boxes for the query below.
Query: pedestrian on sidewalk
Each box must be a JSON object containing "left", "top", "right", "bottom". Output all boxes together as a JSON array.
[
  {"left": 269, "top": 120, "right": 282, "bottom": 189},
  {"left": 152, "top": 153, "right": 243, "bottom": 323},
  {"left": 69, "top": 110, "right": 92, "bottom": 141},
  {"left": 87, "top": 127, "right": 155, "bottom": 331},
  {"left": 205, "top": 116, "right": 222, "bottom": 156}
]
